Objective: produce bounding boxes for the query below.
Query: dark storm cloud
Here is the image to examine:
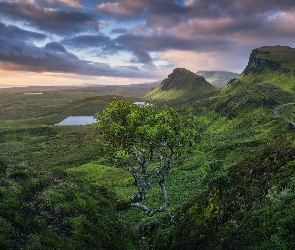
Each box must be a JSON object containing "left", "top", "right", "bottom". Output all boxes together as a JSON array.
[
  {"left": 1, "top": 0, "right": 295, "bottom": 78},
  {"left": 62, "top": 35, "right": 122, "bottom": 53},
  {"left": 116, "top": 33, "right": 230, "bottom": 54},
  {"left": 130, "top": 49, "right": 153, "bottom": 64},
  {"left": 45, "top": 42, "right": 67, "bottom": 53},
  {"left": 0, "top": 34, "right": 147, "bottom": 78},
  {"left": 114, "top": 32, "right": 232, "bottom": 64},
  {"left": 98, "top": 0, "right": 295, "bottom": 32},
  {"left": 0, "top": 1, "right": 98, "bottom": 35},
  {"left": 144, "top": 0, "right": 295, "bottom": 20},
  {"left": 0, "top": 21, "right": 46, "bottom": 41},
  {"left": 208, "top": 0, "right": 295, "bottom": 16}
]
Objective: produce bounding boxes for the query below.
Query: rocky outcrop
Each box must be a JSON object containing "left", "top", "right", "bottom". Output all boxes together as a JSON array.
[
  {"left": 160, "top": 68, "right": 209, "bottom": 91},
  {"left": 242, "top": 46, "right": 291, "bottom": 76}
]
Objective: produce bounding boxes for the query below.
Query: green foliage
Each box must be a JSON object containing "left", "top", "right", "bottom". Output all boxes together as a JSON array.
[
  {"left": 0, "top": 161, "right": 135, "bottom": 249},
  {"left": 2, "top": 57, "right": 295, "bottom": 249},
  {"left": 158, "top": 142, "right": 295, "bottom": 249},
  {"left": 95, "top": 98, "right": 199, "bottom": 216},
  {"left": 270, "top": 234, "right": 289, "bottom": 250},
  {"left": 95, "top": 98, "right": 198, "bottom": 169},
  {"left": 0, "top": 157, "right": 8, "bottom": 174}
]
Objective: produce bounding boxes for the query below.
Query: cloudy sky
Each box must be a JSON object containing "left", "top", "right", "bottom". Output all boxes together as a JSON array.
[{"left": 1, "top": 0, "right": 295, "bottom": 86}]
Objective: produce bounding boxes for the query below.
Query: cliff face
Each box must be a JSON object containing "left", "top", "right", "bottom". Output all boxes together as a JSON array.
[
  {"left": 145, "top": 68, "right": 217, "bottom": 100},
  {"left": 242, "top": 46, "right": 294, "bottom": 76}
]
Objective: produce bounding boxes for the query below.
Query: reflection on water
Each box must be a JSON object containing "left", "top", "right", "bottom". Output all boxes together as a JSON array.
[
  {"left": 56, "top": 116, "right": 96, "bottom": 125},
  {"left": 56, "top": 102, "right": 148, "bottom": 125}
]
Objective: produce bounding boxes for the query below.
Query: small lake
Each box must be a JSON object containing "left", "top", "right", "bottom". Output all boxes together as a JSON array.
[
  {"left": 55, "top": 102, "right": 147, "bottom": 126},
  {"left": 56, "top": 116, "right": 96, "bottom": 125}
]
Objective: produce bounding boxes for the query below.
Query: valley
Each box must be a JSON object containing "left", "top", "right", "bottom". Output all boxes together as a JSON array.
[{"left": 1, "top": 45, "right": 295, "bottom": 249}]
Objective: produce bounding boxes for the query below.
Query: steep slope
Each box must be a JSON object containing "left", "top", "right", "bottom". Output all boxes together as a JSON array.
[
  {"left": 197, "top": 71, "right": 239, "bottom": 88},
  {"left": 143, "top": 45, "right": 295, "bottom": 250},
  {"left": 210, "top": 46, "right": 295, "bottom": 120},
  {"left": 144, "top": 68, "right": 217, "bottom": 100},
  {"left": 232, "top": 46, "right": 295, "bottom": 94},
  {"left": 242, "top": 45, "right": 295, "bottom": 76}
]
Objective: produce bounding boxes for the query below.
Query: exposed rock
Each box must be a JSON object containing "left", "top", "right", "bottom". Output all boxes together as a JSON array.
[
  {"left": 242, "top": 46, "right": 293, "bottom": 76},
  {"left": 161, "top": 68, "right": 206, "bottom": 90}
]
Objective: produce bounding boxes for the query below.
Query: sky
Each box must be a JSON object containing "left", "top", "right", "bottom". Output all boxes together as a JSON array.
[{"left": 1, "top": 0, "right": 295, "bottom": 86}]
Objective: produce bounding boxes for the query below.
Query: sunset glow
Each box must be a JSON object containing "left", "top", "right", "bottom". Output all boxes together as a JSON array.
[{"left": 0, "top": 0, "right": 295, "bottom": 86}]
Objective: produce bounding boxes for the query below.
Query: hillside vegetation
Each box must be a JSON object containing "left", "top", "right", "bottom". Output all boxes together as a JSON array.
[
  {"left": 1, "top": 45, "right": 295, "bottom": 249},
  {"left": 144, "top": 68, "right": 217, "bottom": 101}
]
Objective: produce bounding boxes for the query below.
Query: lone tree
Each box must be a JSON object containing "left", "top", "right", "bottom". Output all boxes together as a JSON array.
[{"left": 95, "top": 98, "right": 197, "bottom": 216}]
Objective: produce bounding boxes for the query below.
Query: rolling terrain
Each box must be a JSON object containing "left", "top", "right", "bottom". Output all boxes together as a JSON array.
[{"left": 1, "top": 45, "right": 295, "bottom": 249}]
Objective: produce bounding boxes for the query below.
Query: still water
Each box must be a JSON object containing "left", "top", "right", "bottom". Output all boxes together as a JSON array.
[
  {"left": 56, "top": 102, "right": 147, "bottom": 125},
  {"left": 56, "top": 116, "right": 96, "bottom": 125}
]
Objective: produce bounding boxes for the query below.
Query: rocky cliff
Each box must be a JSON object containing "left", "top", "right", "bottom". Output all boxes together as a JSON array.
[{"left": 242, "top": 46, "right": 295, "bottom": 76}]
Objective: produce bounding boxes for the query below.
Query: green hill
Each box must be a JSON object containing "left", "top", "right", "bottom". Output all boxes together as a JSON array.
[
  {"left": 206, "top": 46, "right": 295, "bottom": 122},
  {"left": 237, "top": 45, "right": 295, "bottom": 94},
  {"left": 145, "top": 45, "right": 295, "bottom": 249},
  {"left": 144, "top": 68, "right": 217, "bottom": 100}
]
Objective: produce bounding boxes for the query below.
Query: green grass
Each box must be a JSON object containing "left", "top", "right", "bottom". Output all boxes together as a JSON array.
[
  {"left": 2, "top": 63, "right": 295, "bottom": 249},
  {"left": 277, "top": 104, "right": 295, "bottom": 121},
  {"left": 0, "top": 125, "right": 100, "bottom": 168}
]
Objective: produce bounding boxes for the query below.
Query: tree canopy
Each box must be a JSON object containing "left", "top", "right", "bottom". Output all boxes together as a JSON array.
[{"left": 95, "top": 98, "right": 198, "bottom": 216}]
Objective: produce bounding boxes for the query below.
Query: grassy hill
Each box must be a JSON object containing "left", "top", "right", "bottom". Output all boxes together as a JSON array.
[
  {"left": 144, "top": 68, "right": 217, "bottom": 100},
  {"left": 145, "top": 45, "right": 295, "bottom": 249}
]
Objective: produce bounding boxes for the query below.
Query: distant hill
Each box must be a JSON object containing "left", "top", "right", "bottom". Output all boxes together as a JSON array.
[
  {"left": 144, "top": 68, "right": 217, "bottom": 100},
  {"left": 196, "top": 71, "right": 240, "bottom": 88}
]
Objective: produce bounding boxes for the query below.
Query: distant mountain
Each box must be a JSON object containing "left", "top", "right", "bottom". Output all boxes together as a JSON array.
[
  {"left": 196, "top": 71, "right": 240, "bottom": 88},
  {"left": 144, "top": 68, "right": 217, "bottom": 100}
]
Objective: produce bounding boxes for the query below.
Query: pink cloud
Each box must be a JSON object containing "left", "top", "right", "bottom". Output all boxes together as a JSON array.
[{"left": 98, "top": 0, "right": 150, "bottom": 17}]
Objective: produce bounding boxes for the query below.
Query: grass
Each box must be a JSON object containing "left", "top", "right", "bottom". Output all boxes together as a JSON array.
[
  {"left": 0, "top": 85, "right": 151, "bottom": 125},
  {"left": 277, "top": 103, "right": 295, "bottom": 121},
  {"left": 1, "top": 59, "right": 295, "bottom": 249}
]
